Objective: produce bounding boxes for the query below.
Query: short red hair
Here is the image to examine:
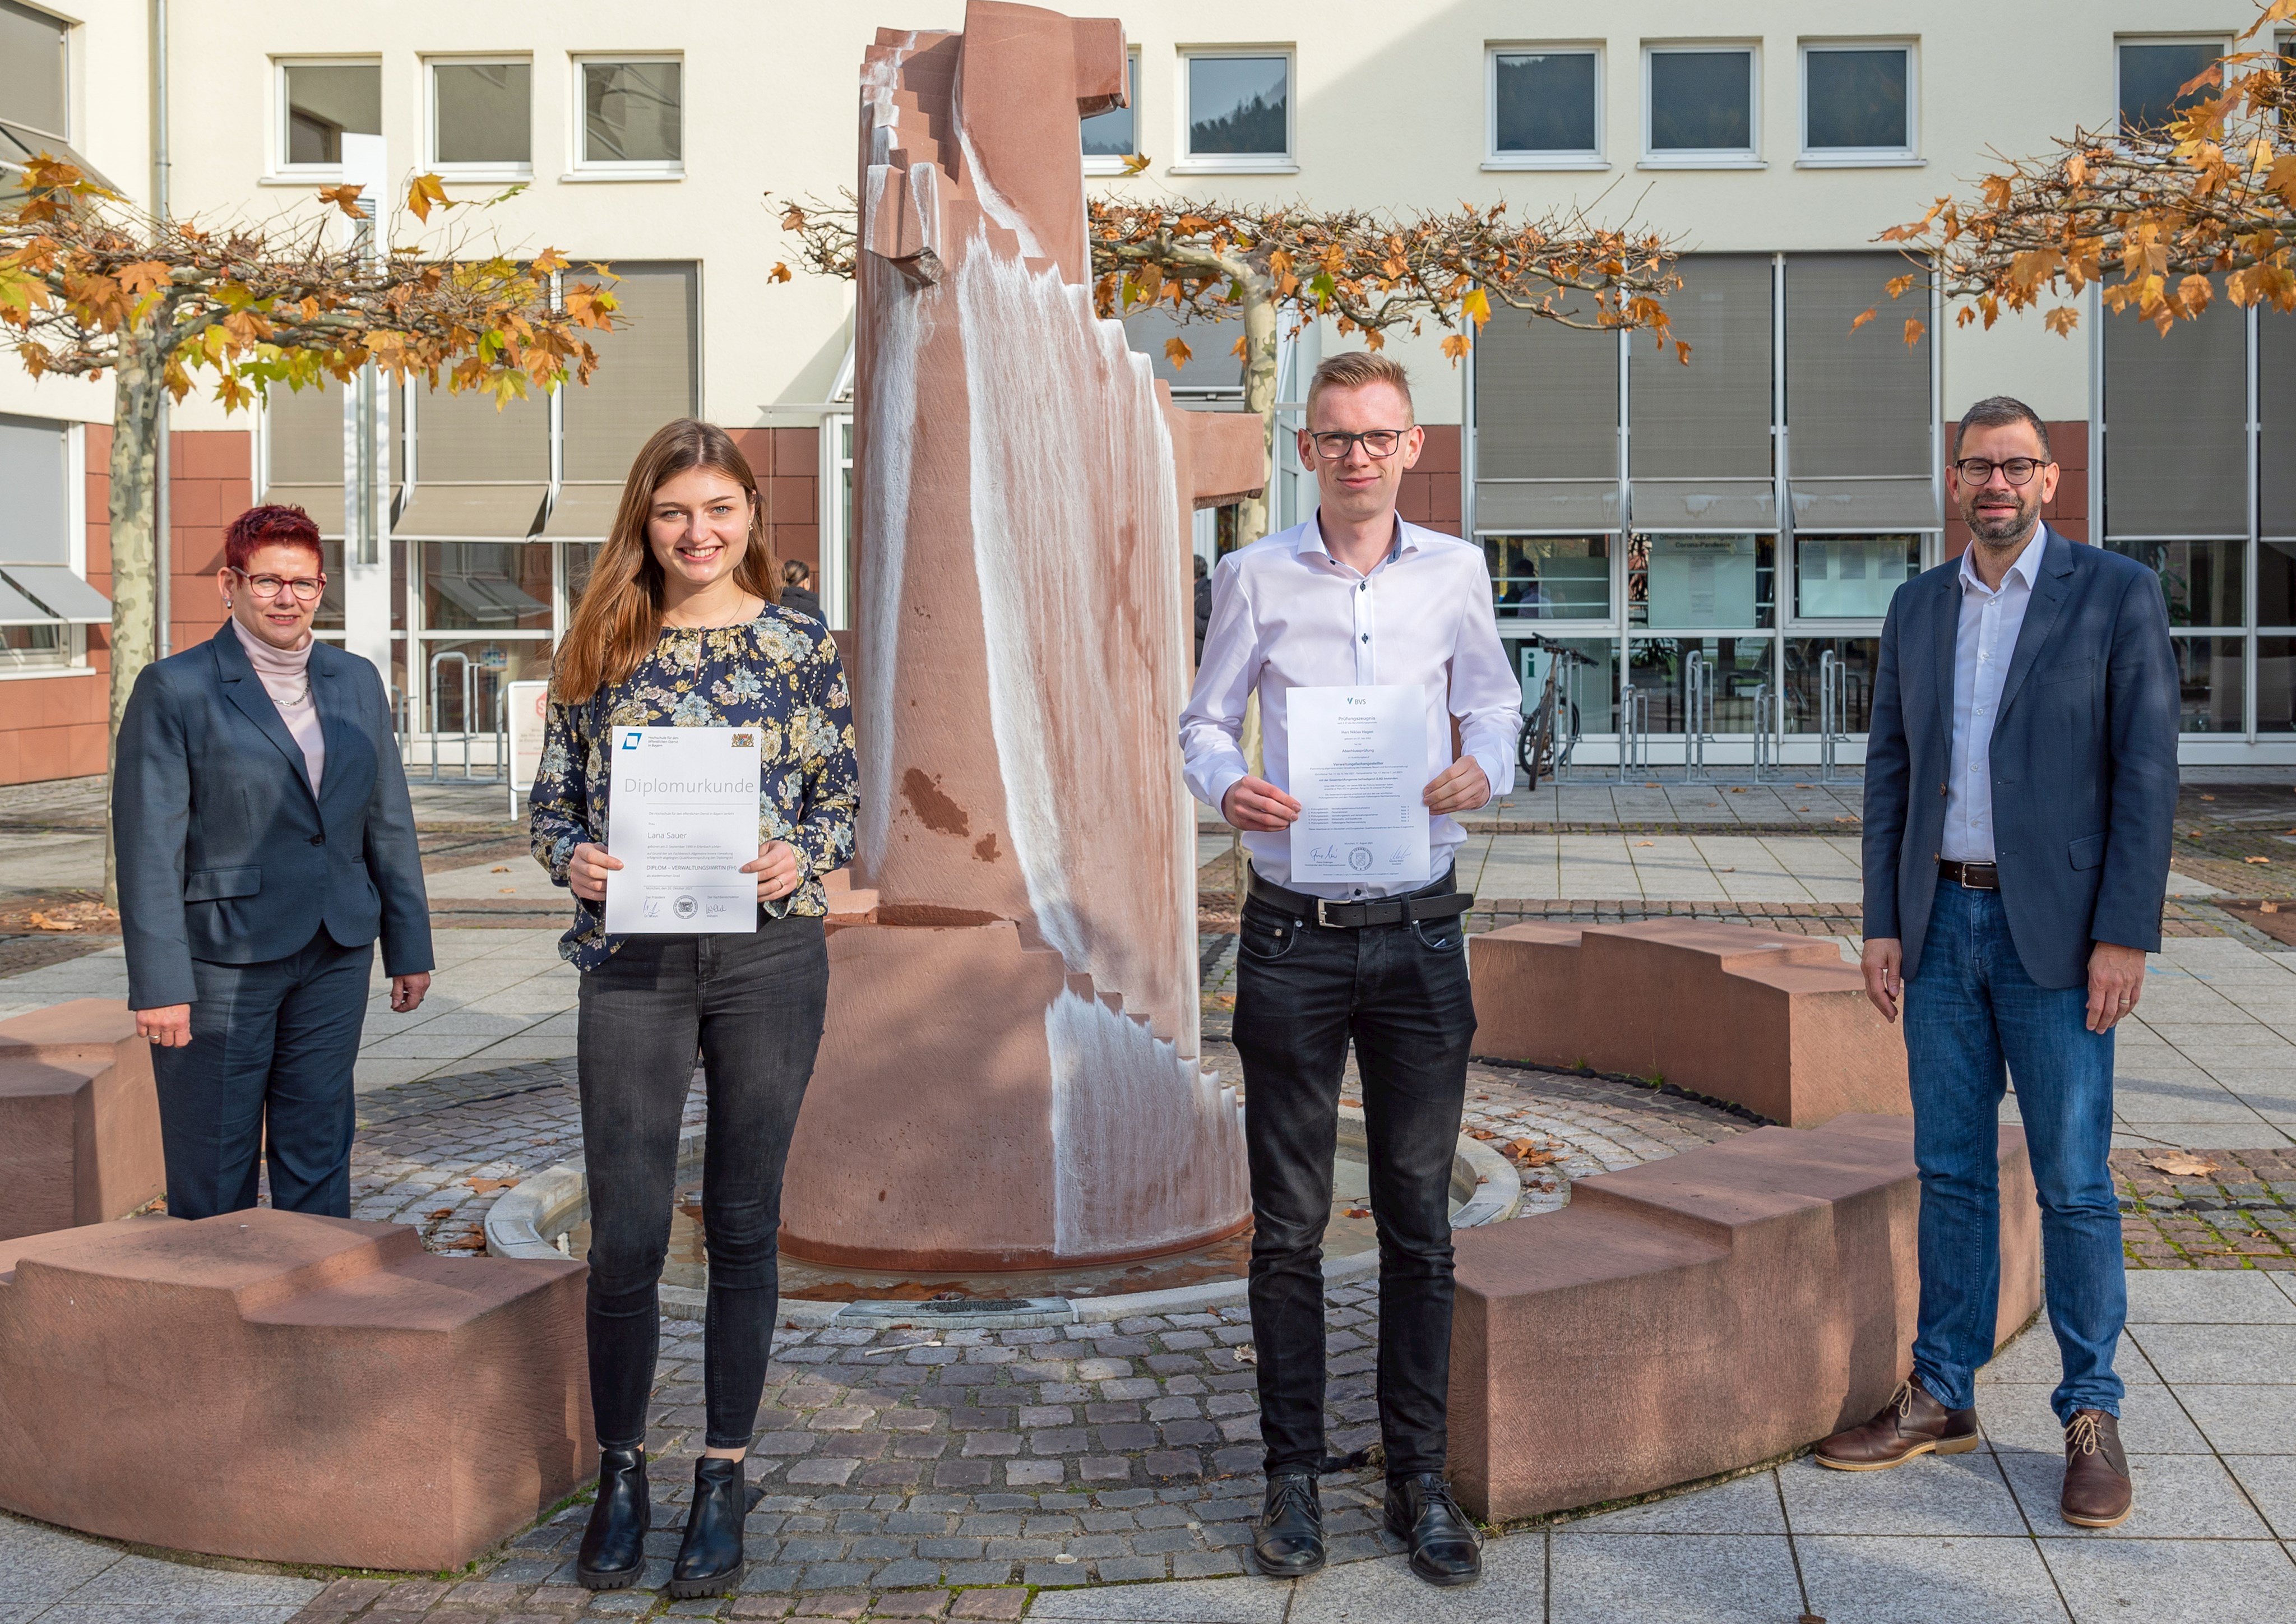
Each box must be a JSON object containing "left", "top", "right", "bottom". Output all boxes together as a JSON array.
[{"left": 223, "top": 505, "right": 323, "bottom": 575}]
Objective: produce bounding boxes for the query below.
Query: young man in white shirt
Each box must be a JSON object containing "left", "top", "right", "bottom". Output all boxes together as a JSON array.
[{"left": 1181, "top": 351, "right": 1520, "bottom": 1588}]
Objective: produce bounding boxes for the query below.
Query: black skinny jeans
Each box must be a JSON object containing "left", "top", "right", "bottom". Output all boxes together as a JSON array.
[
  {"left": 577, "top": 914, "right": 829, "bottom": 1451},
  {"left": 1230, "top": 869, "right": 1475, "bottom": 1481}
]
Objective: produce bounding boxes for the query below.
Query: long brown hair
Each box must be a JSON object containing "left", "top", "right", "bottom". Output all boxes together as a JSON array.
[{"left": 553, "top": 419, "right": 781, "bottom": 703}]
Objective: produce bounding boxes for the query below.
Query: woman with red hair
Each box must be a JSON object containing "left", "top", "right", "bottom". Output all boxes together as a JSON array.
[{"left": 112, "top": 503, "right": 433, "bottom": 1218}]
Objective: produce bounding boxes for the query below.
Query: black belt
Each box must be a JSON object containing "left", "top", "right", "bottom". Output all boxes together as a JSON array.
[
  {"left": 1244, "top": 864, "right": 1474, "bottom": 929},
  {"left": 1938, "top": 858, "right": 1999, "bottom": 891}
]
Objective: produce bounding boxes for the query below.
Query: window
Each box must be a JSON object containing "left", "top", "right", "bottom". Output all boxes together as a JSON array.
[
  {"left": 577, "top": 58, "right": 681, "bottom": 171},
  {"left": 1082, "top": 49, "right": 1138, "bottom": 172},
  {"left": 1487, "top": 536, "right": 1612, "bottom": 619},
  {"left": 1181, "top": 50, "right": 1292, "bottom": 170},
  {"left": 1488, "top": 47, "right": 1601, "bottom": 167},
  {"left": 1793, "top": 536, "right": 1919, "bottom": 619},
  {"left": 277, "top": 61, "right": 381, "bottom": 172},
  {"left": 1800, "top": 43, "right": 1914, "bottom": 161},
  {"left": 430, "top": 58, "right": 531, "bottom": 173},
  {"left": 0, "top": 0, "right": 68, "bottom": 138},
  {"left": 0, "top": 414, "right": 102, "bottom": 672},
  {"left": 2118, "top": 39, "right": 2228, "bottom": 136},
  {"left": 1645, "top": 45, "right": 1757, "bottom": 164}
]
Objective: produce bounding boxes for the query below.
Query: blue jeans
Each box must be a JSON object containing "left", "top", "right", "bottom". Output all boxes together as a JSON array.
[
  {"left": 1904, "top": 881, "right": 2124, "bottom": 1423},
  {"left": 149, "top": 928, "right": 375, "bottom": 1220}
]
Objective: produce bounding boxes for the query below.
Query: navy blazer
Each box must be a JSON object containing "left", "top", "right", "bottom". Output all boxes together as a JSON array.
[
  {"left": 113, "top": 624, "right": 433, "bottom": 1010},
  {"left": 1863, "top": 527, "right": 2179, "bottom": 991}
]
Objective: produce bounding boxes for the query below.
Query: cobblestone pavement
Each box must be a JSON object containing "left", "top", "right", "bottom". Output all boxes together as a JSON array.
[{"left": 2120, "top": 1146, "right": 2296, "bottom": 1270}]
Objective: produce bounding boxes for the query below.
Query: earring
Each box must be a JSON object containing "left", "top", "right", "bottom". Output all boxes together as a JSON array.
[{"left": 224, "top": 598, "right": 233, "bottom": 609}]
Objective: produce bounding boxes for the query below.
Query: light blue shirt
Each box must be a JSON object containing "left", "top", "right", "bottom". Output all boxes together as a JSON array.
[{"left": 1943, "top": 523, "right": 2051, "bottom": 862}]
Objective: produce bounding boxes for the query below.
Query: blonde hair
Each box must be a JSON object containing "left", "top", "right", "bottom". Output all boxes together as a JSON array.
[
  {"left": 553, "top": 419, "right": 781, "bottom": 704},
  {"left": 1306, "top": 351, "right": 1416, "bottom": 426}
]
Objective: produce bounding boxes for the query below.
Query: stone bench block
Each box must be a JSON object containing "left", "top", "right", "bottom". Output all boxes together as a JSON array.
[
  {"left": 0, "top": 1208, "right": 591, "bottom": 1570},
  {"left": 0, "top": 999, "right": 164, "bottom": 1242},
  {"left": 1448, "top": 1113, "right": 2040, "bottom": 1523},
  {"left": 1470, "top": 919, "right": 1908, "bottom": 1124}
]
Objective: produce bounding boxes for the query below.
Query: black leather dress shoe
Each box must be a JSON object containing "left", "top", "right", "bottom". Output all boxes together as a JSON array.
[
  {"left": 1252, "top": 1470, "right": 1326, "bottom": 1577},
  {"left": 1384, "top": 1473, "right": 1482, "bottom": 1587},
  {"left": 575, "top": 1446, "right": 650, "bottom": 1590},
  {"left": 668, "top": 1455, "right": 748, "bottom": 1598}
]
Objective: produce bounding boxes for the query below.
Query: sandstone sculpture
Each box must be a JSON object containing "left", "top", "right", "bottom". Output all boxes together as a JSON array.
[
  {"left": 1448, "top": 1114, "right": 2041, "bottom": 1521},
  {"left": 1470, "top": 919, "right": 1910, "bottom": 1125},
  {"left": 0, "top": 1209, "right": 590, "bottom": 1570},
  {"left": 0, "top": 999, "right": 164, "bottom": 1242},
  {"left": 780, "top": 2, "right": 1264, "bottom": 1269}
]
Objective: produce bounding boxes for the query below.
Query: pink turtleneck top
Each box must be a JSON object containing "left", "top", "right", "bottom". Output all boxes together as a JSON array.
[{"left": 232, "top": 618, "right": 325, "bottom": 794}]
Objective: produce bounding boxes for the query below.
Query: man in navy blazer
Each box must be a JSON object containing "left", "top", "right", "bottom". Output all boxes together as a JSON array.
[
  {"left": 113, "top": 505, "right": 433, "bottom": 1221},
  {"left": 1816, "top": 398, "right": 2177, "bottom": 1532}
]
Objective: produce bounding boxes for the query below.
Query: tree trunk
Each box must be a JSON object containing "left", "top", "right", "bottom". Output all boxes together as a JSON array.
[
  {"left": 1234, "top": 279, "right": 1280, "bottom": 547},
  {"left": 101, "top": 319, "right": 168, "bottom": 909}
]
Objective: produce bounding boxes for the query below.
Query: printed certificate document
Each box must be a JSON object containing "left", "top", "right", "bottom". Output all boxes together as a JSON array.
[
  {"left": 1286, "top": 684, "right": 1432, "bottom": 886},
  {"left": 602, "top": 727, "right": 763, "bottom": 934}
]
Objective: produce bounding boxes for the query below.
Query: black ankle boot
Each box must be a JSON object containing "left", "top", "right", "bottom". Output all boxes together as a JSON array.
[
  {"left": 1252, "top": 1470, "right": 1325, "bottom": 1577},
  {"left": 575, "top": 1446, "right": 650, "bottom": 1590},
  {"left": 1384, "top": 1472, "right": 1483, "bottom": 1587},
  {"left": 668, "top": 1455, "right": 747, "bottom": 1598}
]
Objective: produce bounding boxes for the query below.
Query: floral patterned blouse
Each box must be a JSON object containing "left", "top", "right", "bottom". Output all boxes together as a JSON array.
[{"left": 528, "top": 610, "right": 858, "bottom": 969}]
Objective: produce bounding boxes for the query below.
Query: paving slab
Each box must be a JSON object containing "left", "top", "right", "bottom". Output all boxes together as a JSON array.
[
  {"left": 1997, "top": 1450, "right": 2275, "bottom": 1539},
  {"left": 1544, "top": 1532, "right": 1803, "bottom": 1623},
  {"left": 2037, "top": 1535, "right": 2296, "bottom": 1624},
  {"left": 1796, "top": 1534, "right": 2073, "bottom": 1624},
  {"left": 1777, "top": 1450, "right": 2030, "bottom": 1538},
  {"left": 1288, "top": 1542, "right": 1543, "bottom": 1622}
]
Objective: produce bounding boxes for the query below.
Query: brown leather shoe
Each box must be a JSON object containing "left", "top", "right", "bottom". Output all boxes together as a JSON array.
[
  {"left": 2061, "top": 1410, "right": 2133, "bottom": 1528},
  {"left": 1814, "top": 1378, "right": 1982, "bottom": 1471}
]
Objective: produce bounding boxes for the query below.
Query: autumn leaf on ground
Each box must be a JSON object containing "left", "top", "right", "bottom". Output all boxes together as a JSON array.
[
  {"left": 2247, "top": 855, "right": 2272, "bottom": 864},
  {"left": 1233, "top": 1345, "right": 1257, "bottom": 1364},
  {"left": 491, "top": 865, "right": 510, "bottom": 873},
  {"left": 24, "top": 912, "right": 74, "bottom": 932},
  {"left": 1344, "top": 1207, "right": 1371, "bottom": 1219},
  {"left": 466, "top": 1176, "right": 519, "bottom": 1193},
  {"left": 2142, "top": 1152, "right": 2219, "bottom": 1178}
]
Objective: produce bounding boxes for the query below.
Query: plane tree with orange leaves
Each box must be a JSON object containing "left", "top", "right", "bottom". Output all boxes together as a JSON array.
[
  {"left": 0, "top": 158, "right": 618, "bottom": 897},
  {"left": 775, "top": 189, "right": 1682, "bottom": 544},
  {"left": 1866, "top": 1, "right": 2296, "bottom": 347}
]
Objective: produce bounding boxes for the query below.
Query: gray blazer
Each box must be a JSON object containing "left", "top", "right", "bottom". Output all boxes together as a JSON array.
[
  {"left": 113, "top": 624, "right": 433, "bottom": 1010},
  {"left": 1862, "top": 527, "right": 2179, "bottom": 990}
]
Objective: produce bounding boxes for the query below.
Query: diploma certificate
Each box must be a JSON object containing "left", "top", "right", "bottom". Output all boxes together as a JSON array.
[
  {"left": 1286, "top": 684, "right": 1432, "bottom": 886},
  {"left": 601, "top": 727, "right": 763, "bottom": 934}
]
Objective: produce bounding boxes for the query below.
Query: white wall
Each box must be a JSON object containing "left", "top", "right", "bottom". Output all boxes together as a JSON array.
[{"left": 6, "top": 0, "right": 2267, "bottom": 435}]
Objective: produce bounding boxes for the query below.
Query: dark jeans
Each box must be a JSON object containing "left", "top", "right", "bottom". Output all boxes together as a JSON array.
[
  {"left": 150, "top": 928, "right": 374, "bottom": 1220},
  {"left": 577, "top": 914, "right": 829, "bottom": 1451},
  {"left": 1905, "top": 881, "right": 2124, "bottom": 1423},
  {"left": 1229, "top": 868, "right": 1475, "bottom": 1480}
]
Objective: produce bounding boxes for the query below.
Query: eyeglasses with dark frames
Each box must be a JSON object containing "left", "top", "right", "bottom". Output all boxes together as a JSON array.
[
  {"left": 1304, "top": 428, "right": 1408, "bottom": 461},
  {"left": 1950, "top": 457, "right": 2051, "bottom": 487},
  {"left": 232, "top": 567, "right": 327, "bottom": 603}
]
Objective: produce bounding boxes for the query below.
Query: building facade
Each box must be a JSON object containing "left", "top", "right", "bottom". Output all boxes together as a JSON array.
[{"left": 0, "top": 1, "right": 2284, "bottom": 781}]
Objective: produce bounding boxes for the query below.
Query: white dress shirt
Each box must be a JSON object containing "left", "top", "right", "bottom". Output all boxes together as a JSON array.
[
  {"left": 1943, "top": 522, "right": 2051, "bottom": 862},
  {"left": 1179, "top": 513, "right": 1522, "bottom": 899}
]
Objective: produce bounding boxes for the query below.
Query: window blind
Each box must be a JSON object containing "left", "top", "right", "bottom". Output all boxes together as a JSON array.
[
  {"left": 2262, "top": 308, "right": 2296, "bottom": 540},
  {"left": 261, "top": 376, "right": 404, "bottom": 538},
  {"left": 2103, "top": 280, "right": 2247, "bottom": 540},
  {"left": 1473, "top": 295, "right": 1618, "bottom": 533},
  {"left": 1784, "top": 253, "right": 1936, "bottom": 529},
  {"left": 399, "top": 372, "right": 549, "bottom": 541},
  {"left": 1630, "top": 254, "right": 1774, "bottom": 530},
  {"left": 0, "top": 413, "right": 68, "bottom": 565},
  {"left": 562, "top": 263, "right": 698, "bottom": 483}
]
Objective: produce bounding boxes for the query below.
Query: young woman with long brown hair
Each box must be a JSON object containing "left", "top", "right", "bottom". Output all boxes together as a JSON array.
[{"left": 528, "top": 419, "right": 856, "bottom": 1598}]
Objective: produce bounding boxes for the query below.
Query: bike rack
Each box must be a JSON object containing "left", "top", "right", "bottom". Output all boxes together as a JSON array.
[
  {"left": 420, "top": 650, "right": 510, "bottom": 786},
  {"left": 1617, "top": 686, "right": 1650, "bottom": 783},
  {"left": 1682, "top": 650, "right": 1714, "bottom": 783},
  {"left": 1818, "top": 650, "right": 1847, "bottom": 784},
  {"left": 1749, "top": 681, "right": 1780, "bottom": 781}
]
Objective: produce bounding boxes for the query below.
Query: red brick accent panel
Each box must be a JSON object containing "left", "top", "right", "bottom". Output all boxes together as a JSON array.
[
  {"left": 1398, "top": 424, "right": 1462, "bottom": 536},
  {"left": 168, "top": 429, "right": 249, "bottom": 654},
  {"left": 1944, "top": 418, "right": 2088, "bottom": 557}
]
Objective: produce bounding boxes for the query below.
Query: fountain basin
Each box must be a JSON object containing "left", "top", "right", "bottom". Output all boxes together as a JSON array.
[{"left": 487, "top": 1106, "right": 1520, "bottom": 1330}]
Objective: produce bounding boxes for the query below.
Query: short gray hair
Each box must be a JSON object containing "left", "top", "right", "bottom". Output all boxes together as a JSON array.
[{"left": 1954, "top": 395, "right": 2053, "bottom": 460}]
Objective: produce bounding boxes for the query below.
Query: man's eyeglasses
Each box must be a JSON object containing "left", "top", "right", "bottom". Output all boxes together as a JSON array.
[
  {"left": 1304, "top": 429, "right": 1407, "bottom": 461},
  {"left": 233, "top": 567, "right": 326, "bottom": 603},
  {"left": 1950, "top": 457, "right": 2051, "bottom": 487}
]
